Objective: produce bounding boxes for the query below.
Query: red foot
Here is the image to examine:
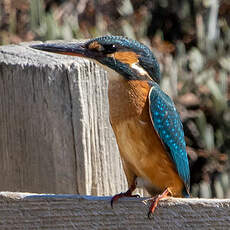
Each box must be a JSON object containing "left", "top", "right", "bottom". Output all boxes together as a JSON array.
[
  {"left": 147, "top": 188, "right": 170, "bottom": 219},
  {"left": 111, "top": 186, "right": 140, "bottom": 208}
]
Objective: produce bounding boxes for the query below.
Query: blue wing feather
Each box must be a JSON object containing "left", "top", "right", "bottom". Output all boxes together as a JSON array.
[{"left": 148, "top": 82, "right": 190, "bottom": 194}]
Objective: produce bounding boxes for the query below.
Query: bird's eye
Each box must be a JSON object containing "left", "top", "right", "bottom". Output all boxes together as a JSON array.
[
  {"left": 87, "top": 41, "right": 117, "bottom": 54},
  {"left": 103, "top": 44, "right": 117, "bottom": 54}
]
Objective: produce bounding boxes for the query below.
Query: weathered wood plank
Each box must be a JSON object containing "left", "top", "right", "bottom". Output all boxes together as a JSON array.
[
  {"left": 0, "top": 42, "right": 128, "bottom": 195},
  {"left": 0, "top": 192, "right": 230, "bottom": 229}
]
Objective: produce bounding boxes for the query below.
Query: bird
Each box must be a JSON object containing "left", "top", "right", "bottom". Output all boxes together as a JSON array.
[{"left": 30, "top": 35, "right": 190, "bottom": 218}]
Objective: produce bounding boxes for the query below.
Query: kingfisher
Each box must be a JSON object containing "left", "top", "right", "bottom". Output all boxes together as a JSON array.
[{"left": 30, "top": 35, "right": 190, "bottom": 217}]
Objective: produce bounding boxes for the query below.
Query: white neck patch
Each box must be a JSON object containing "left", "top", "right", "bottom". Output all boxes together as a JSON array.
[{"left": 131, "top": 63, "right": 152, "bottom": 80}]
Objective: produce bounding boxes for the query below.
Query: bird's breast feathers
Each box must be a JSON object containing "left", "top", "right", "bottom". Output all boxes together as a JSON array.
[
  {"left": 108, "top": 78, "right": 150, "bottom": 123},
  {"left": 108, "top": 79, "right": 185, "bottom": 196}
]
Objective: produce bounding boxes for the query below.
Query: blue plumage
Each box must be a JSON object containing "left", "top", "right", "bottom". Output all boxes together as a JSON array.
[
  {"left": 31, "top": 35, "right": 191, "bottom": 216},
  {"left": 87, "top": 36, "right": 161, "bottom": 83},
  {"left": 149, "top": 82, "right": 190, "bottom": 195}
]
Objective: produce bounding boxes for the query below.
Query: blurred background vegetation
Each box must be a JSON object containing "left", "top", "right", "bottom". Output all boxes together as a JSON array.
[{"left": 0, "top": 0, "right": 230, "bottom": 198}]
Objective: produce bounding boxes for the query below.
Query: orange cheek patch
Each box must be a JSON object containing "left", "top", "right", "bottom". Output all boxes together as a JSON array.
[
  {"left": 111, "top": 51, "right": 140, "bottom": 65},
  {"left": 88, "top": 41, "right": 103, "bottom": 51}
]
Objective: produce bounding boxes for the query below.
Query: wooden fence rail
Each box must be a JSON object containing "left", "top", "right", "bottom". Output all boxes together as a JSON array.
[{"left": 0, "top": 192, "right": 230, "bottom": 229}]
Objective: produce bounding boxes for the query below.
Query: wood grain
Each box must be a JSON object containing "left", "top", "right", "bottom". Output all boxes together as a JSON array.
[
  {"left": 0, "top": 42, "right": 129, "bottom": 195},
  {"left": 0, "top": 192, "right": 230, "bottom": 229}
]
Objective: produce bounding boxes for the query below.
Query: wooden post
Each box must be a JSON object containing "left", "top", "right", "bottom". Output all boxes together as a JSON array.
[{"left": 0, "top": 42, "right": 128, "bottom": 195}]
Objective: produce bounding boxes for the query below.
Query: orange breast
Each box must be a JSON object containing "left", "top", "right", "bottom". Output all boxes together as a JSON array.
[{"left": 108, "top": 79, "right": 184, "bottom": 197}]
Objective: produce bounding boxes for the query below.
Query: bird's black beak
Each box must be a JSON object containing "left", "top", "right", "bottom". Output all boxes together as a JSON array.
[{"left": 30, "top": 42, "right": 88, "bottom": 58}]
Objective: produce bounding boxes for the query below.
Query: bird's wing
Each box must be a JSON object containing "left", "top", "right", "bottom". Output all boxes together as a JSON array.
[{"left": 148, "top": 83, "right": 190, "bottom": 192}]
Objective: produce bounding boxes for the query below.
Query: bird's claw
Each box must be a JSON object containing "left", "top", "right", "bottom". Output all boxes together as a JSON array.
[
  {"left": 144, "top": 188, "right": 170, "bottom": 219},
  {"left": 147, "top": 201, "right": 157, "bottom": 219},
  {"left": 147, "top": 210, "right": 152, "bottom": 219},
  {"left": 111, "top": 193, "right": 122, "bottom": 208},
  {"left": 143, "top": 196, "right": 157, "bottom": 219},
  {"left": 111, "top": 192, "right": 140, "bottom": 208},
  {"left": 132, "top": 194, "right": 140, "bottom": 198}
]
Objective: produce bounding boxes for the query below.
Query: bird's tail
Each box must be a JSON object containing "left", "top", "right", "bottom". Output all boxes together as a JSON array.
[{"left": 182, "top": 186, "right": 190, "bottom": 198}]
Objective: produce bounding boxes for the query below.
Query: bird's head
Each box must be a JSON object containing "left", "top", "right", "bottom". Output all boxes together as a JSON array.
[{"left": 30, "top": 35, "right": 160, "bottom": 83}]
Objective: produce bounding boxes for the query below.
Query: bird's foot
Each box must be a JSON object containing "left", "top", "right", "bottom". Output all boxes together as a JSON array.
[
  {"left": 143, "top": 188, "right": 170, "bottom": 219},
  {"left": 111, "top": 188, "right": 140, "bottom": 208}
]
